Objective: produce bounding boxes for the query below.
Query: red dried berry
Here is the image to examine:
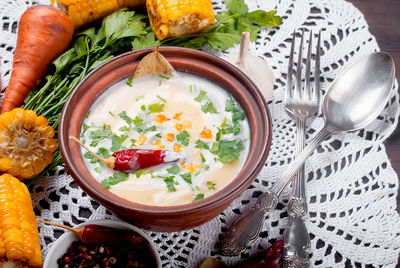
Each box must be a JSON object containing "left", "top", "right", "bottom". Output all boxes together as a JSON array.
[{"left": 64, "top": 256, "right": 71, "bottom": 263}]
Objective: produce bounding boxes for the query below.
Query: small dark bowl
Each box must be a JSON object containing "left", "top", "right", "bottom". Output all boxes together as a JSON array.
[{"left": 59, "top": 47, "right": 272, "bottom": 232}]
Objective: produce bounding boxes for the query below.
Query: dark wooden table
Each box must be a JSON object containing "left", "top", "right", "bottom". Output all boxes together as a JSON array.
[{"left": 346, "top": 0, "right": 400, "bottom": 266}]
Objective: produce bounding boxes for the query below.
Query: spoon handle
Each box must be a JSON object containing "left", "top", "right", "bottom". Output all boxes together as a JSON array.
[{"left": 220, "top": 124, "right": 334, "bottom": 256}]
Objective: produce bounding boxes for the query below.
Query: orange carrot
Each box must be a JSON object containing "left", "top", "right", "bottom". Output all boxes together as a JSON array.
[{"left": 1, "top": 5, "right": 74, "bottom": 113}]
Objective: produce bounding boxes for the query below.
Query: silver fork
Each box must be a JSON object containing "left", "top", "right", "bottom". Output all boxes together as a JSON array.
[
  {"left": 220, "top": 30, "right": 321, "bottom": 257},
  {"left": 281, "top": 30, "right": 321, "bottom": 268}
]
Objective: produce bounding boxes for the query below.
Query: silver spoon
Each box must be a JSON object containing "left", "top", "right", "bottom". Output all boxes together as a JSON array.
[{"left": 221, "top": 52, "right": 395, "bottom": 256}]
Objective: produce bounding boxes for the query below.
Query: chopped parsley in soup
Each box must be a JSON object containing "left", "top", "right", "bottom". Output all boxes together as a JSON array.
[{"left": 80, "top": 72, "right": 250, "bottom": 206}]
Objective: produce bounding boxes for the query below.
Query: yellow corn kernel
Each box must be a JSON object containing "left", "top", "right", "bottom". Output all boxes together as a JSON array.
[
  {"left": 0, "top": 158, "right": 12, "bottom": 171},
  {"left": 180, "top": 161, "right": 186, "bottom": 169},
  {"left": 173, "top": 112, "right": 182, "bottom": 121},
  {"left": 151, "top": 140, "right": 162, "bottom": 146},
  {"left": 173, "top": 143, "right": 183, "bottom": 153},
  {"left": 165, "top": 133, "right": 175, "bottom": 142},
  {"left": 0, "top": 174, "right": 42, "bottom": 267},
  {"left": 187, "top": 163, "right": 205, "bottom": 173},
  {"left": 155, "top": 114, "right": 168, "bottom": 124},
  {"left": 137, "top": 135, "right": 147, "bottom": 145},
  {"left": 200, "top": 128, "right": 212, "bottom": 139},
  {"left": 175, "top": 123, "right": 184, "bottom": 132}
]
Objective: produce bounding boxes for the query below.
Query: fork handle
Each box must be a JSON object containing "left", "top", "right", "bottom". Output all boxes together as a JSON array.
[
  {"left": 282, "top": 117, "right": 311, "bottom": 268},
  {"left": 220, "top": 124, "right": 334, "bottom": 256}
]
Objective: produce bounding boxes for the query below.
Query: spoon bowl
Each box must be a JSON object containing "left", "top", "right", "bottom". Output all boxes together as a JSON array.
[{"left": 324, "top": 52, "right": 395, "bottom": 132}]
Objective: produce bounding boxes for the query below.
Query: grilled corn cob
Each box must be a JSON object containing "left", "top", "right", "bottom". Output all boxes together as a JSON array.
[
  {"left": 0, "top": 108, "right": 57, "bottom": 180},
  {"left": 56, "top": 0, "right": 146, "bottom": 28},
  {"left": 146, "top": 0, "right": 216, "bottom": 40},
  {"left": 0, "top": 174, "right": 42, "bottom": 267}
]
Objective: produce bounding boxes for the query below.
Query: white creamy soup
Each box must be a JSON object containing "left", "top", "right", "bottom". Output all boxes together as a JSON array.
[{"left": 81, "top": 72, "right": 250, "bottom": 206}]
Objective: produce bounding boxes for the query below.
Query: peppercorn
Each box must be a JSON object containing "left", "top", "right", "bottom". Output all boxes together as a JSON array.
[
  {"left": 57, "top": 240, "right": 156, "bottom": 268},
  {"left": 109, "top": 257, "right": 117, "bottom": 264}
]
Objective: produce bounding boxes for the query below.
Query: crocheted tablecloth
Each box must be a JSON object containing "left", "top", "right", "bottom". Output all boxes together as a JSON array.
[{"left": 1, "top": 0, "right": 399, "bottom": 267}]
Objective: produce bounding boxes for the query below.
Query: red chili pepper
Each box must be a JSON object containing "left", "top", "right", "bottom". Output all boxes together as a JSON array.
[
  {"left": 263, "top": 240, "right": 284, "bottom": 267},
  {"left": 37, "top": 219, "right": 149, "bottom": 247},
  {"left": 70, "top": 136, "right": 183, "bottom": 172},
  {"left": 112, "top": 149, "right": 168, "bottom": 172},
  {"left": 81, "top": 224, "right": 147, "bottom": 246},
  {"left": 235, "top": 240, "right": 284, "bottom": 268}
]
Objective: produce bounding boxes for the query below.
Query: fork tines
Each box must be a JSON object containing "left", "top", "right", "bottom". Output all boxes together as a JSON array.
[{"left": 286, "top": 30, "right": 322, "bottom": 104}]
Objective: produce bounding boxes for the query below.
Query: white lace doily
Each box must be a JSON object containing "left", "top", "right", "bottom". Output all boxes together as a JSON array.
[{"left": 1, "top": 0, "right": 400, "bottom": 267}]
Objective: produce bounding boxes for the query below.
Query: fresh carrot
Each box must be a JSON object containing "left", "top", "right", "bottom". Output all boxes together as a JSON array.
[{"left": 1, "top": 5, "right": 74, "bottom": 113}]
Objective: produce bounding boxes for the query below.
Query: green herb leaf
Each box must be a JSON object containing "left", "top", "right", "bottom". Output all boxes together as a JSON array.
[
  {"left": 135, "top": 169, "right": 153, "bottom": 178},
  {"left": 232, "top": 108, "right": 245, "bottom": 122},
  {"left": 201, "top": 102, "right": 218, "bottom": 114},
  {"left": 206, "top": 181, "right": 216, "bottom": 190},
  {"left": 84, "top": 152, "right": 98, "bottom": 164},
  {"left": 201, "top": 153, "right": 206, "bottom": 163},
  {"left": 195, "top": 139, "right": 210, "bottom": 150},
  {"left": 236, "top": 16, "right": 260, "bottom": 41},
  {"left": 147, "top": 103, "right": 164, "bottom": 114},
  {"left": 164, "top": 176, "right": 176, "bottom": 191},
  {"left": 193, "top": 193, "right": 205, "bottom": 202},
  {"left": 53, "top": 48, "right": 75, "bottom": 73},
  {"left": 155, "top": 133, "right": 162, "bottom": 138},
  {"left": 205, "top": 32, "right": 241, "bottom": 51},
  {"left": 158, "top": 74, "right": 169, "bottom": 80},
  {"left": 145, "top": 125, "right": 157, "bottom": 132},
  {"left": 108, "top": 172, "right": 129, "bottom": 185},
  {"left": 130, "top": 139, "right": 137, "bottom": 147},
  {"left": 157, "top": 95, "right": 166, "bottom": 102},
  {"left": 131, "top": 32, "right": 160, "bottom": 50},
  {"left": 81, "top": 123, "right": 92, "bottom": 137},
  {"left": 100, "top": 179, "right": 110, "bottom": 189},
  {"left": 167, "top": 165, "right": 180, "bottom": 175},
  {"left": 226, "top": 0, "right": 248, "bottom": 15},
  {"left": 246, "top": 10, "right": 282, "bottom": 27},
  {"left": 126, "top": 76, "right": 133, "bottom": 87},
  {"left": 133, "top": 116, "right": 143, "bottom": 124},
  {"left": 217, "top": 140, "right": 245, "bottom": 163},
  {"left": 180, "top": 173, "right": 192, "bottom": 184},
  {"left": 89, "top": 125, "right": 112, "bottom": 145},
  {"left": 225, "top": 99, "right": 236, "bottom": 112},
  {"left": 98, "top": 148, "right": 110, "bottom": 158},
  {"left": 194, "top": 90, "right": 207, "bottom": 102},
  {"left": 110, "top": 134, "right": 129, "bottom": 152},
  {"left": 210, "top": 142, "right": 219, "bottom": 155},
  {"left": 103, "top": 9, "right": 146, "bottom": 47},
  {"left": 119, "top": 111, "right": 133, "bottom": 126},
  {"left": 176, "top": 130, "right": 190, "bottom": 146}
]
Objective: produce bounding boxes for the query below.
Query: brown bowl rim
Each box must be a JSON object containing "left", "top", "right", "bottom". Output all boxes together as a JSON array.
[{"left": 59, "top": 47, "right": 272, "bottom": 215}]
